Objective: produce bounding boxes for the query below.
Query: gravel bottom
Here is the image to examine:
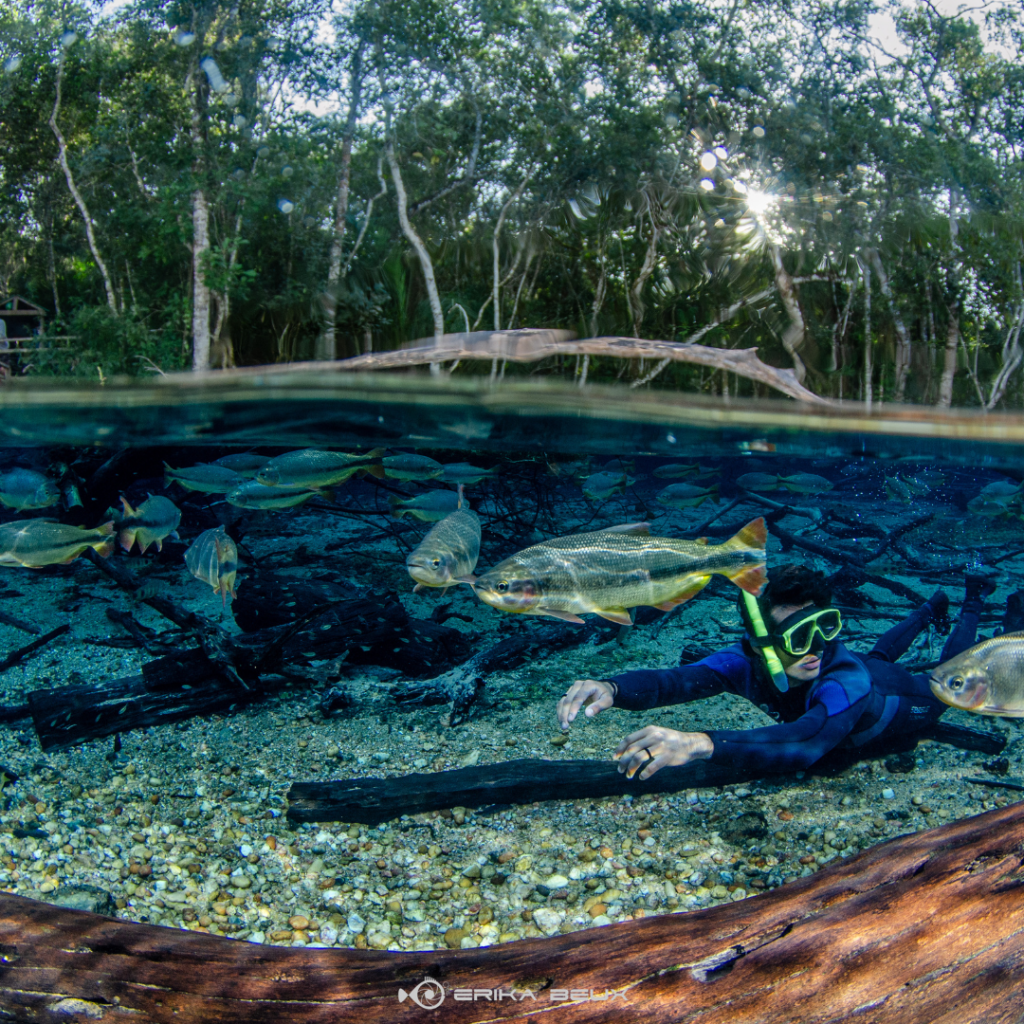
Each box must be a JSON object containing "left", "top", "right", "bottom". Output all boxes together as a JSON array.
[{"left": 1, "top": 501, "right": 1022, "bottom": 952}]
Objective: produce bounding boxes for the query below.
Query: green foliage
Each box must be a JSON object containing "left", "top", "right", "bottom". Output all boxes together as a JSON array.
[
  {"left": 26, "top": 306, "right": 185, "bottom": 378},
  {"left": 0, "top": 0, "right": 1022, "bottom": 403}
]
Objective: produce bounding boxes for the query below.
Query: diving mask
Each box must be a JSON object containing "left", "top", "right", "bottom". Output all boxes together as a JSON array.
[{"left": 770, "top": 606, "right": 842, "bottom": 656}]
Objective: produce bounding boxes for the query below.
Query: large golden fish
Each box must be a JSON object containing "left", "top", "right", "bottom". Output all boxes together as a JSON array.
[
  {"left": 0, "top": 520, "right": 114, "bottom": 567},
  {"left": 473, "top": 518, "right": 767, "bottom": 625}
]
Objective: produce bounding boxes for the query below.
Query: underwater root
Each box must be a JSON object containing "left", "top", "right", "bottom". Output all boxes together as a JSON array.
[{"left": 0, "top": 802, "right": 1022, "bottom": 1022}]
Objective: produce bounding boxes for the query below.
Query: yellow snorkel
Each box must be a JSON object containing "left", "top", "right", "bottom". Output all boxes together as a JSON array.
[{"left": 740, "top": 590, "right": 790, "bottom": 693}]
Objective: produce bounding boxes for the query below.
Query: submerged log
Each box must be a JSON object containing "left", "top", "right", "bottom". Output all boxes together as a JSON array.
[
  {"left": 287, "top": 717, "right": 1006, "bottom": 826},
  {"left": 0, "top": 802, "right": 1022, "bottom": 1022}
]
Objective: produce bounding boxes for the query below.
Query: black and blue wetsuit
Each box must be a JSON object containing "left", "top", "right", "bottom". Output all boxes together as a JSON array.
[{"left": 608, "top": 595, "right": 985, "bottom": 773}]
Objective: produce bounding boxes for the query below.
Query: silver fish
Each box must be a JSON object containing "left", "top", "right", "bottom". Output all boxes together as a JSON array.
[
  {"left": 0, "top": 468, "right": 60, "bottom": 511},
  {"left": 930, "top": 633, "right": 1024, "bottom": 717},
  {"left": 115, "top": 496, "right": 181, "bottom": 554},
  {"left": 405, "top": 490, "right": 481, "bottom": 590},
  {"left": 184, "top": 526, "right": 239, "bottom": 605}
]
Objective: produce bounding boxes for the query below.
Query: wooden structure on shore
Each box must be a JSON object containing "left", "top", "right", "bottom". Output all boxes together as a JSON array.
[{"left": 0, "top": 801, "right": 1021, "bottom": 1022}]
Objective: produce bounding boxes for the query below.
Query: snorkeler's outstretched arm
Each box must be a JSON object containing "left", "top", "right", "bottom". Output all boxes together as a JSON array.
[
  {"left": 608, "top": 646, "right": 747, "bottom": 711},
  {"left": 706, "top": 699, "right": 866, "bottom": 773}
]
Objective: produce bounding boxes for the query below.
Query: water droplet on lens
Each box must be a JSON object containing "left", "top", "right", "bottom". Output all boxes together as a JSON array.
[
  {"left": 3, "top": 55, "right": 21, "bottom": 73},
  {"left": 233, "top": 114, "right": 247, "bottom": 128},
  {"left": 60, "top": 30, "right": 78, "bottom": 48},
  {"left": 224, "top": 92, "right": 239, "bottom": 107},
  {"left": 752, "top": 126, "right": 765, "bottom": 138},
  {"left": 700, "top": 152, "right": 717, "bottom": 171},
  {"left": 699, "top": 178, "right": 715, "bottom": 191},
  {"left": 277, "top": 199, "right": 294, "bottom": 214},
  {"left": 174, "top": 29, "right": 196, "bottom": 47},
  {"left": 257, "top": 146, "right": 271, "bottom": 158},
  {"left": 281, "top": 165, "right": 294, "bottom": 178}
]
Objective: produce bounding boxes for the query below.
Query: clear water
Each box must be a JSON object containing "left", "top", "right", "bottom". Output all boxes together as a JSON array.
[{"left": 0, "top": 375, "right": 1021, "bottom": 959}]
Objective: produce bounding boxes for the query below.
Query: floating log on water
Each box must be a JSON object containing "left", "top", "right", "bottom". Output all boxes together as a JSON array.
[
  {"left": 287, "top": 718, "right": 1007, "bottom": 826},
  {"left": 0, "top": 802, "right": 1022, "bottom": 1022}
]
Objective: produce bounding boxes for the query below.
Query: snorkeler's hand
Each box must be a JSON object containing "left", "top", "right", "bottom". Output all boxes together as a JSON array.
[
  {"left": 614, "top": 727, "right": 713, "bottom": 781},
  {"left": 557, "top": 679, "right": 616, "bottom": 730}
]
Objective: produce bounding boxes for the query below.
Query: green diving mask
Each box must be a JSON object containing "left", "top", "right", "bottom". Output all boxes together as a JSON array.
[
  {"left": 770, "top": 606, "right": 842, "bottom": 656},
  {"left": 740, "top": 591, "right": 791, "bottom": 693}
]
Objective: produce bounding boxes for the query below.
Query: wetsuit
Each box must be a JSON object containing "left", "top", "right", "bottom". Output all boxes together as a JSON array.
[{"left": 608, "top": 594, "right": 984, "bottom": 773}]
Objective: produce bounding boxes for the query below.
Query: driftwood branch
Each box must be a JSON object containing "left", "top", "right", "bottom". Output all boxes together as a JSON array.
[
  {"left": 1, "top": 802, "right": 1023, "bottom": 1021},
  {"left": 332, "top": 329, "right": 829, "bottom": 403}
]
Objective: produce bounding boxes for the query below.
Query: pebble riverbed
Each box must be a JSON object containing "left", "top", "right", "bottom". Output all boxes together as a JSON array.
[{"left": 0, "top": 505, "right": 1022, "bottom": 951}]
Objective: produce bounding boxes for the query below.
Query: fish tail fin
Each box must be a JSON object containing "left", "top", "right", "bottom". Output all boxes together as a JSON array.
[
  {"left": 365, "top": 447, "right": 386, "bottom": 459},
  {"left": 721, "top": 516, "right": 768, "bottom": 595},
  {"left": 363, "top": 463, "right": 386, "bottom": 479},
  {"left": 709, "top": 484, "right": 720, "bottom": 504},
  {"left": 92, "top": 528, "right": 114, "bottom": 561},
  {"left": 724, "top": 516, "right": 767, "bottom": 551}
]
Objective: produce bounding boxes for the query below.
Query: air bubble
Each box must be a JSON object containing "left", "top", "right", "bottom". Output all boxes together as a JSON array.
[
  {"left": 277, "top": 199, "right": 294, "bottom": 214},
  {"left": 60, "top": 30, "right": 78, "bottom": 48},
  {"left": 232, "top": 113, "right": 247, "bottom": 128},
  {"left": 281, "top": 165, "right": 294, "bottom": 178},
  {"left": 699, "top": 178, "right": 715, "bottom": 192},
  {"left": 700, "top": 152, "right": 717, "bottom": 171},
  {"left": 3, "top": 55, "right": 21, "bottom": 73},
  {"left": 752, "top": 126, "right": 765, "bottom": 138},
  {"left": 257, "top": 146, "right": 271, "bottom": 158},
  {"left": 174, "top": 30, "right": 196, "bottom": 47}
]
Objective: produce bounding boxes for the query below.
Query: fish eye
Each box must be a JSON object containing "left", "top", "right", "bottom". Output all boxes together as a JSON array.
[
  {"left": 496, "top": 581, "right": 508, "bottom": 593},
  {"left": 950, "top": 675, "right": 965, "bottom": 691},
  {"left": 431, "top": 558, "right": 440, "bottom": 568}
]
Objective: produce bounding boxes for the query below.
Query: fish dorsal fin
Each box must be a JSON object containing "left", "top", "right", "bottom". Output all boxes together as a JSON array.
[
  {"left": 120, "top": 496, "right": 136, "bottom": 516},
  {"left": 457, "top": 483, "right": 465, "bottom": 511},
  {"left": 600, "top": 522, "right": 651, "bottom": 536}
]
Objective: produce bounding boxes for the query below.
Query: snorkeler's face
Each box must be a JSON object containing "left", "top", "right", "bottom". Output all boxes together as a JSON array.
[{"left": 769, "top": 602, "right": 823, "bottom": 683}]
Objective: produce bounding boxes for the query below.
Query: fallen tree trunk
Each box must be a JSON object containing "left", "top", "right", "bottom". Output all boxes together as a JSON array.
[
  {"left": 1, "top": 802, "right": 1022, "bottom": 1022},
  {"left": 287, "top": 719, "right": 1007, "bottom": 826},
  {"left": 328, "top": 329, "right": 830, "bottom": 404}
]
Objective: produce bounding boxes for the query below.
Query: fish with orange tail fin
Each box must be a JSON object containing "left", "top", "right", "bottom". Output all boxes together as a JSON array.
[
  {"left": 114, "top": 495, "right": 181, "bottom": 554},
  {"left": 0, "top": 520, "right": 115, "bottom": 567},
  {"left": 473, "top": 518, "right": 767, "bottom": 625}
]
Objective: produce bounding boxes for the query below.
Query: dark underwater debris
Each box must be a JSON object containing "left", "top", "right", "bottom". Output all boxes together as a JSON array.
[
  {"left": 0, "top": 623, "right": 70, "bottom": 674},
  {"left": 390, "top": 621, "right": 607, "bottom": 725},
  {"left": 0, "top": 606, "right": 39, "bottom": 634},
  {"left": 965, "top": 776, "right": 1024, "bottom": 793}
]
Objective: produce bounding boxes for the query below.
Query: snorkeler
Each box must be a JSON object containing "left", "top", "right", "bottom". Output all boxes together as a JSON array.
[{"left": 556, "top": 564, "right": 1013, "bottom": 780}]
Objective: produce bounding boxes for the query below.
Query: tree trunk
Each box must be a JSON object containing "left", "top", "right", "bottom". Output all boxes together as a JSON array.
[
  {"left": 2, "top": 803, "right": 1023, "bottom": 1022},
  {"left": 867, "top": 249, "right": 911, "bottom": 401},
  {"left": 319, "top": 47, "right": 365, "bottom": 361},
  {"left": 937, "top": 312, "right": 958, "bottom": 409},
  {"left": 628, "top": 214, "right": 661, "bottom": 338},
  {"left": 190, "top": 188, "right": 212, "bottom": 371},
  {"left": 49, "top": 55, "right": 117, "bottom": 315},
  {"left": 860, "top": 255, "right": 872, "bottom": 408},
  {"left": 386, "top": 139, "right": 444, "bottom": 372},
  {"left": 986, "top": 263, "right": 1024, "bottom": 410},
  {"left": 189, "top": 58, "right": 211, "bottom": 372},
  {"left": 769, "top": 244, "right": 806, "bottom": 383}
]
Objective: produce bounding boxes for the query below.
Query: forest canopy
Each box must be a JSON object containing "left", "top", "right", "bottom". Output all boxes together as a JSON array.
[{"left": 1, "top": 0, "right": 1023, "bottom": 407}]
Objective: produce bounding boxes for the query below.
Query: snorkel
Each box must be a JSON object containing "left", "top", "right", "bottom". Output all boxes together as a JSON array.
[{"left": 740, "top": 590, "right": 791, "bottom": 693}]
